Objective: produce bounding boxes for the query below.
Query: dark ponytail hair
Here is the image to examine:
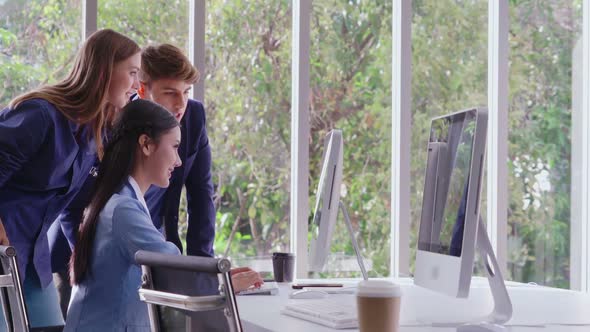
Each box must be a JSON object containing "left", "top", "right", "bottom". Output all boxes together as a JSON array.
[{"left": 71, "top": 99, "right": 179, "bottom": 284}]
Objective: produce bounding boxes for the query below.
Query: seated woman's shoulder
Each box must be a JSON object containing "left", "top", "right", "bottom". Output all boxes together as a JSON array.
[{"left": 109, "top": 194, "right": 146, "bottom": 216}]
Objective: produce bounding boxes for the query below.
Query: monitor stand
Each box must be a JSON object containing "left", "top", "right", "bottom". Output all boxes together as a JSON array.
[
  {"left": 456, "top": 216, "right": 512, "bottom": 332},
  {"left": 339, "top": 200, "right": 369, "bottom": 281}
]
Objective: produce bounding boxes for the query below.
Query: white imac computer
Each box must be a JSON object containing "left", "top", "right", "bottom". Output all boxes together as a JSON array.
[
  {"left": 308, "top": 129, "right": 368, "bottom": 280},
  {"left": 415, "top": 108, "right": 512, "bottom": 330}
]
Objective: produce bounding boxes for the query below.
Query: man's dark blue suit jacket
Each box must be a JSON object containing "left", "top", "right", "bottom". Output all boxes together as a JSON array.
[{"left": 49, "top": 99, "right": 216, "bottom": 271}]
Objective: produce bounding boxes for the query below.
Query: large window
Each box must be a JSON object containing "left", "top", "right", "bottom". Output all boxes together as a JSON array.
[
  {"left": 309, "top": 0, "right": 392, "bottom": 278},
  {"left": 206, "top": 1, "right": 292, "bottom": 271},
  {"left": 6, "top": 0, "right": 590, "bottom": 291},
  {"left": 410, "top": 0, "right": 488, "bottom": 273},
  {"left": 0, "top": 0, "right": 82, "bottom": 106},
  {"left": 507, "top": 1, "right": 581, "bottom": 289}
]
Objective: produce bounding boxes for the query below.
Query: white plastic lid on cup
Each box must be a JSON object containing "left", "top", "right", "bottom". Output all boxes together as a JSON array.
[{"left": 356, "top": 280, "right": 402, "bottom": 298}]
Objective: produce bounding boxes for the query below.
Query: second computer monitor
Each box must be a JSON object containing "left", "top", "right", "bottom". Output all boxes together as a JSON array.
[
  {"left": 308, "top": 130, "right": 343, "bottom": 273},
  {"left": 415, "top": 108, "right": 487, "bottom": 298}
]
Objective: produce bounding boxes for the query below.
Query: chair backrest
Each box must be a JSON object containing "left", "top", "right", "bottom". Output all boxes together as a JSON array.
[
  {"left": 0, "top": 245, "right": 30, "bottom": 332},
  {"left": 135, "top": 251, "right": 242, "bottom": 332}
]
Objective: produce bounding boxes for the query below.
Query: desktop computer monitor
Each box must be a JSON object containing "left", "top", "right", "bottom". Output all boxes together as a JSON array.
[
  {"left": 308, "top": 130, "right": 367, "bottom": 279},
  {"left": 415, "top": 108, "right": 488, "bottom": 298},
  {"left": 309, "top": 130, "right": 343, "bottom": 272}
]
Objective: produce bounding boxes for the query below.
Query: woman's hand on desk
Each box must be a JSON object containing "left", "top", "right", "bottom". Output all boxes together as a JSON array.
[
  {"left": 231, "top": 267, "right": 263, "bottom": 293},
  {"left": 0, "top": 218, "right": 9, "bottom": 245}
]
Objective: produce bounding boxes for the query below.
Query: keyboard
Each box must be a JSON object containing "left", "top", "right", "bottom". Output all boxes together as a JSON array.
[
  {"left": 301, "top": 286, "right": 356, "bottom": 294},
  {"left": 236, "top": 281, "right": 279, "bottom": 296},
  {"left": 281, "top": 296, "right": 358, "bottom": 329}
]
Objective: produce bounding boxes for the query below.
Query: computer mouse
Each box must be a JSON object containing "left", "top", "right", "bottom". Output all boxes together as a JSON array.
[{"left": 289, "top": 289, "right": 329, "bottom": 299}]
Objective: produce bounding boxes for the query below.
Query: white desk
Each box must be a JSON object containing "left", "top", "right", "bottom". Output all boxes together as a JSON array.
[{"left": 237, "top": 278, "right": 590, "bottom": 332}]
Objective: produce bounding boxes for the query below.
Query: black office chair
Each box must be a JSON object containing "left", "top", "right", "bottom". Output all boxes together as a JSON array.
[
  {"left": 135, "top": 251, "right": 243, "bottom": 332},
  {"left": 0, "top": 245, "right": 63, "bottom": 332}
]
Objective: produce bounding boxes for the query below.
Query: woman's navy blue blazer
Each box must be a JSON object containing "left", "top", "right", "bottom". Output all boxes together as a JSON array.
[{"left": 0, "top": 99, "right": 96, "bottom": 287}]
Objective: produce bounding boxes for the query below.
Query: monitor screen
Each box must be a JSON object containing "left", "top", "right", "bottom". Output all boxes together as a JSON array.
[
  {"left": 309, "top": 130, "right": 343, "bottom": 272},
  {"left": 418, "top": 110, "right": 477, "bottom": 257},
  {"left": 415, "top": 108, "right": 487, "bottom": 298}
]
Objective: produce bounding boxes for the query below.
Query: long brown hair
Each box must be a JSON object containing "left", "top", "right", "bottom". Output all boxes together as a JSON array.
[
  {"left": 10, "top": 29, "right": 140, "bottom": 158},
  {"left": 70, "top": 99, "right": 180, "bottom": 284}
]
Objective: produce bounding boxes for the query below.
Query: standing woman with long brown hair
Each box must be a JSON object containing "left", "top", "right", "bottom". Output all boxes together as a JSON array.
[{"left": 0, "top": 29, "right": 140, "bottom": 328}]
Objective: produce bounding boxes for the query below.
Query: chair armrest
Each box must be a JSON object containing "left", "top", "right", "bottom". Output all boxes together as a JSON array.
[
  {"left": 138, "top": 288, "right": 226, "bottom": 312},
  {"left": 0, "top": 246, "right": 16, "bottom": 258},
  {"left": 135, "top": 251, "right": 231, "bottom": 273}
]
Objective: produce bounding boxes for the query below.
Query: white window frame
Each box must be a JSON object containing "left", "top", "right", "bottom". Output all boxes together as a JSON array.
[
  {"left": 487, "top": 0, "right": 509, "bottom": 276},
  {"left": 575, "top": 0, "right": 590, "bottom": 292},
  {"left": 291, "top": 0, "right": 311, "bottom": 278},
  {"left": 189, "top": 0, "right": 206, "bottom": 102},
  {"left": 391, "top": 0, "right": 412, "bottom": 277},
  {"left": 82, "top": 0, "right": 97, "bottom": 39}
]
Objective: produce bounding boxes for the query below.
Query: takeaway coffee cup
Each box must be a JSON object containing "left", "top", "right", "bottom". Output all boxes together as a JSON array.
[
  {"left": 272, "top": 252, "right": 295, "bottom": 282},
  {"left": 356, "top": 280, "right": 402, "bottom": 332}
]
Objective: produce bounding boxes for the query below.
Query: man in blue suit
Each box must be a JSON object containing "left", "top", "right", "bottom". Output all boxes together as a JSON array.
[
  {"left": 48, "top": 43, "right": 218, "bottom": 315},
  {"left": 138, "top": 43, "right": 216, "bottom": 258}
]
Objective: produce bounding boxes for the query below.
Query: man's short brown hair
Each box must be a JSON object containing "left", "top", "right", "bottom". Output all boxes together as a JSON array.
[{"left": 140, "top": 44, "right": 199, "bottom": 84}]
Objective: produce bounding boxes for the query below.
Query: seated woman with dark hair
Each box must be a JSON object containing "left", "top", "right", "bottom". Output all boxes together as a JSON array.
[{"left": 65, "top": 99, "right": 262, "bottom": 331}]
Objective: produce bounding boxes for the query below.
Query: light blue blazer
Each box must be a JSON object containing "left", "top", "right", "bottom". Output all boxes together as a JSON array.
[{"left": 65, "top": 178, "right": 180, "bottom": 332}]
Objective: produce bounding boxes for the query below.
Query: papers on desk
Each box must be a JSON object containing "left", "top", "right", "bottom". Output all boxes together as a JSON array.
[{"left": 237, "top": 282, "right": 279, "bottom": 296}]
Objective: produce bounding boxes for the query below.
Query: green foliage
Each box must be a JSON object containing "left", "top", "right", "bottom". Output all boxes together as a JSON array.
[
  {"left": 206, "top": 0, "right": 293, "bottom": 263},
  {"left": 505, "top": 0, "right": 578, "bottom": 288},
  {"left": 98, "top": 0, "right": 189, "bottom": 51},
  {"left": 0, "top": 0, "right": 81, "bottom": 105}
]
